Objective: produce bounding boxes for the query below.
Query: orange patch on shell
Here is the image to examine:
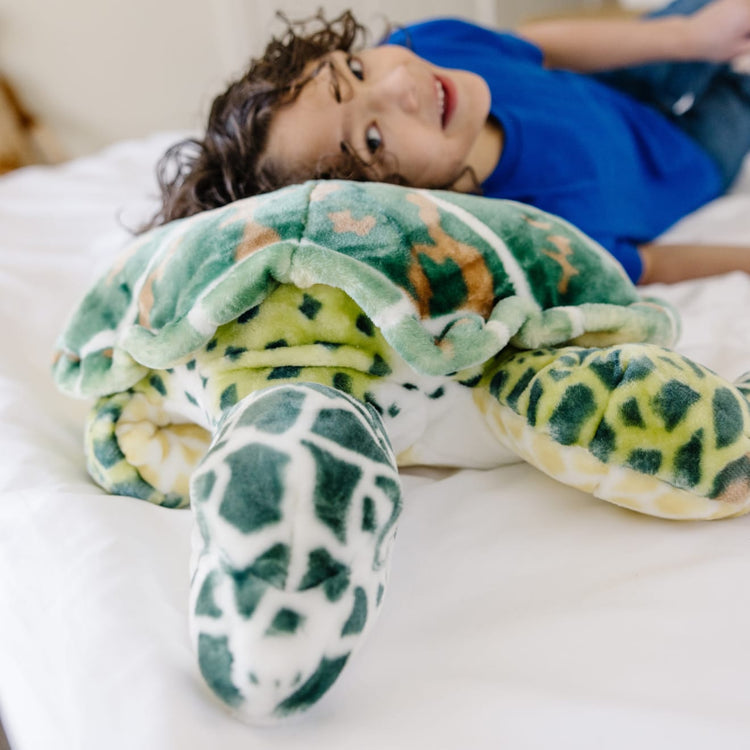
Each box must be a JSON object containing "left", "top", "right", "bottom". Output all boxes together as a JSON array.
[
  {"left": 542, "top": 235, "right": 580, "bottom": 295},
  {"left": 405, "top": 193, "right": 494, "bottom": 319},
  {"left": 235, "top": 222, "right": 282, "bottom": 262},
  {"left": 328, "top": 210, "right": 377, "bottom": 237}
]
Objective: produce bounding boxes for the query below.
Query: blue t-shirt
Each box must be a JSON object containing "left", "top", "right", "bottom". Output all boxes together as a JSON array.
[{"left": 387, "top": 18, "right": 722, "bottom": 282}]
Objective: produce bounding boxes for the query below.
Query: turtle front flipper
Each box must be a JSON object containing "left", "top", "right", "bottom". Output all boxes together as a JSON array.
[
  {"left": 476, "top": 344, "right": 750, "bottom": 520},
  {"left": 188, "top": 382, "right": 402, "bottom": 724},
  {"left": 85, "top": 376, "right": 211, "bottom": 509}
]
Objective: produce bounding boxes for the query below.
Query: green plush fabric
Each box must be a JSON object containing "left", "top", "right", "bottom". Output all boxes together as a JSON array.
[
  {"left": 52, "top": 180, "right": 677, "bottom": 398},
  {"left": 54, "top": 180, "right": 750, "bottom": 725}
]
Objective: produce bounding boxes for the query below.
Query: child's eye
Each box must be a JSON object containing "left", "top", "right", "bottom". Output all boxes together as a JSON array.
[
  {"left": 365, "top": 124, "right": 382, "bottom": 154},
  {"left": 347, "top": 57, "right": 365, "bottom": 81}
]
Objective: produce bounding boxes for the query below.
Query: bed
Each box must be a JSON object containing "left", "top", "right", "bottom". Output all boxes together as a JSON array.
[{"left": 1, "top": 132, "right": 750, "bottom": 749}]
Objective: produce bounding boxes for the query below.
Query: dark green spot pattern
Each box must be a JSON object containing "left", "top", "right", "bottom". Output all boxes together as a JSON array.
[
  {"left": 674, "top": 429, "right": 703, "bottom": 489},
  {"left": 275, "top": 654, "right": 350, "bottom": 717},
  {"left": 304, "top": 441, "right": 361, "bottom": 543},
  {"left": 230, "top": 569, "right": 267, "bottom": 618},
  {"left": 620, "top": 397, "right": 645, "bottom": 428},
  {"left": 237, "top": 388, "right": 306, "bottom": 434},
  {"left": 192, "top": 470, "right": 217, "bottom": 503},
  {"left": 220, "top": 384, "right": 238, "bottom": 410},
  {"left": 368, "top": 354, "right": 392, "bottom": 377},
  {"left": 268, "top": 365, "right": 303, "bottom": 380},
  {"left": 195, "top": 570, "right": 223, "bottom": 618},
  {"left": 506, "top": 368, "right": 536, "bottom": 412},
  {"left": 653, "top": 381, "right": 700, "bottom": 432},
  {"left": 627, "top": 449, "right": 663, "bottom": 475},
  {"left": 264, "top": 339, "right": 288, "bottom": 350},
  {"left": 356, "top": 314, "right": 375, "bottom": 336},
  {"left": 311, "top": 408, "right": 388, "bottom": 465},
  {"left": 224, "top": 346, "right": 247, "bottom": 361},
  {"left": 362, "top": 496, "right": 377, "bottom": 532},
  {"left": 299, "top": 294, "right": 322, "bottom": 320},
  {"left": 238, "top": 306, "right": 259, "bottom": 323},
  {"left": 341, "top": 586, "right": 367, "bottom": 636},
  {"left": 298, "top": 548, "right": 350, "bottom": 602},
  {"left": 149, "top": 373, "right": 167, "bottom": 396},
  {"left": 489, "top": 370, "right": 509, "bottom": 399},
  {"left": 231, "top": 544, "right": 290, "bottom": 618},
  {"left": 341, "top": 587, "right": 368, "bottom": 636},
  {"left": 622, "top": 357, "right": 655, "bottom": 383},
  {"left": 710, "top": 455, "right": 750, "bottom": 499},
  {"left": 92, "top": 437, "right": 124, "bottom": 469},
  {"left": 219, "top": 444, "right": 289, "bottom": 532},
  {"left": 266, "top": 608, "right": 305, "bottom": 636},
  {"left": 713, "top": 387, "right": 744, "bottom": 449},
  {"left": 198, "top": 634, "right": 242, "bottom": 707},
  {"left": 549, "top": 384, "right": 596, "bottom": 445},
  {"left": 332, "top": 372, "right": 353, "bottom": 393},
  {"left": 527, "top": 379, "right": 544, "bottom": 427},
  {"left": 589, "top": 419, "right": 616, "bottom": 463},
  {"left": 589, "top": 351, "right": 624, "bottom": 389},
  {"left": 245, "top": 543, "right": 291, "bottom": 588}
]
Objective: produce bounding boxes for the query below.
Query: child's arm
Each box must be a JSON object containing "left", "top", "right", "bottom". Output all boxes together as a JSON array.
[
  {"left": 638, "top": 242, "right": 750, "bottom": 284},
  {"left": 516, "top": 0, "right": 750, "bottom": 72}
]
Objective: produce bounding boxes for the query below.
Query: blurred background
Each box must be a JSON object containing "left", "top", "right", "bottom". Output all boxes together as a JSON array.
[{"left": 0, "top": 0, "right": 630, "bottom": 164}]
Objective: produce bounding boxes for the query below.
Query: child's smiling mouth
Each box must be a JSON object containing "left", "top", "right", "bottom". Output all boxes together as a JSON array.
[{"left": 434, "top": 75, "right": 455, "bottom": 129}]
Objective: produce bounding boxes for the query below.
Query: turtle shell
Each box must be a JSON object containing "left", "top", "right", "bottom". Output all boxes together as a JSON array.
[{"left": 52, "top": 180, "right": 678, "bottom": 398}]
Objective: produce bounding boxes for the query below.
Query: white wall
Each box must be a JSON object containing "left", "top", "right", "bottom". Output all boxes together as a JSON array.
[
  {"left": 0, "top": 0, "right": 595, "bottom": 159},
  {"left": 0, "top": 0, "right": 243, "bottom": 157}
]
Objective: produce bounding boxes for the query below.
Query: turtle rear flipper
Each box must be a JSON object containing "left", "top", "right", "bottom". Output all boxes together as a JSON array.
[
  {"left": 478, "top": 343, "right": 750, "bottom": 520},
  {"left": 188, "top": 382, "right": 402, "bottom": 724},
  {"left": 735, "top": 371, "right": 750, "bottom": 402}
]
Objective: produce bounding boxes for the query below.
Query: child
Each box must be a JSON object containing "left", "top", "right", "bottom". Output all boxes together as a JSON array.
[{"left": 148, "top": 0, "right": 750, "bottom": 285}]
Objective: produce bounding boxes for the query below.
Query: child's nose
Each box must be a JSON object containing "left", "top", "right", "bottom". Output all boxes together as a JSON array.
[{"left": 371, "top": 65, "right": 419, "bottom": 114}]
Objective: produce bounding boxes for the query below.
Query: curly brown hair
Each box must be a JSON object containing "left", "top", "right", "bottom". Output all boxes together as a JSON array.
[{"left": 143, "top": 10, "right": 408, "bottom": 231}]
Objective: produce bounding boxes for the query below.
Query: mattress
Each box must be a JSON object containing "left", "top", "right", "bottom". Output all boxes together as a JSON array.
[{"left": 1, "top": 133, "right": 750, "bottom": 749}]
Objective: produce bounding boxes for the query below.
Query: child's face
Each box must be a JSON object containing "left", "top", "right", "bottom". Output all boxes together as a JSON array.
[{"left": 264, "top": 45, "right": 492, "bottom": 189}]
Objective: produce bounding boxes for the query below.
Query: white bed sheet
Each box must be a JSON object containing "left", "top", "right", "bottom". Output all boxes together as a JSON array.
[{"left": 2, "top": 135, "right": 750, "bottom": 750}]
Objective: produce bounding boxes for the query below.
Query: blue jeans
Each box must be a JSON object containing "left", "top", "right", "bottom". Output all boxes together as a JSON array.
[{"left": 593, "top": 0, "right": 750, "bottom": 188}]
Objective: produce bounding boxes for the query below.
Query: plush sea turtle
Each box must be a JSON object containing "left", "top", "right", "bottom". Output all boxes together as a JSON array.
[{"left": 52, "top": 180, "right": 750, "bottom": 724}]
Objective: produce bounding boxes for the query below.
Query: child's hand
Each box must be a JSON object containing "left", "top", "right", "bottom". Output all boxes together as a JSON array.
[{"left": 686, "top": 0, "right": 750, "bottom": 62}]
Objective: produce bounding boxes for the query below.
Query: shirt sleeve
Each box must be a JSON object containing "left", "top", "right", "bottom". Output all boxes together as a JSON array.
[
  {"left": 594, "top": 235, "right": 644, "bottom": 284},
  {"left": 386, "top": 19, "right": 544, "bottom": 67}
]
